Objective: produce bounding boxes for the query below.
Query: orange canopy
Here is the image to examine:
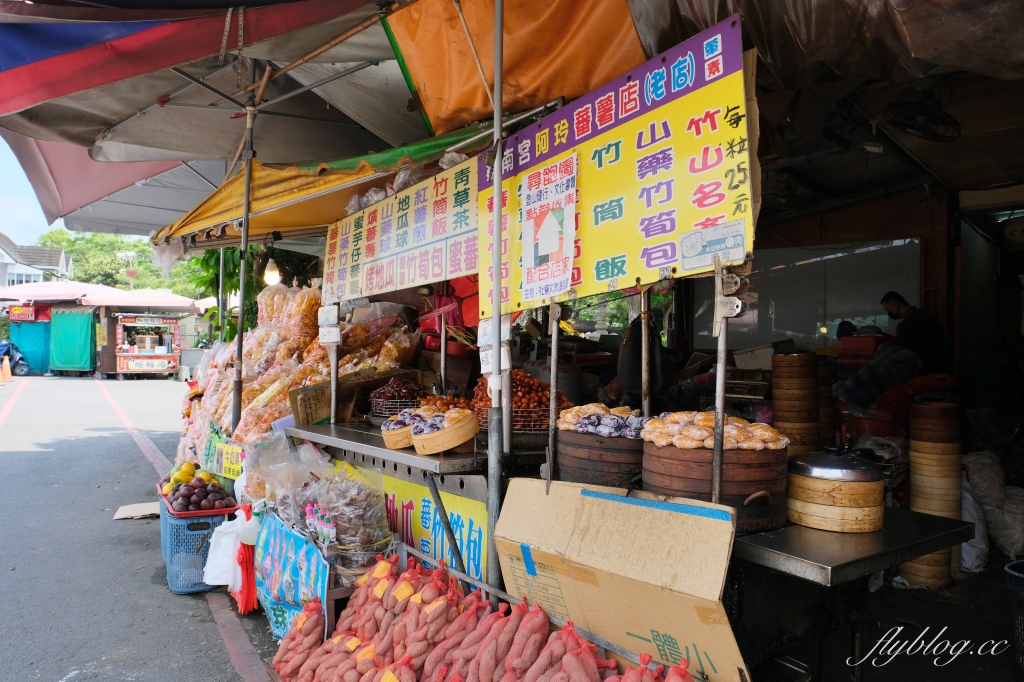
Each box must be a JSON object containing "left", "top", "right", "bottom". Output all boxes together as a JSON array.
[{"left": 386, "top": 0, "right": 647, "bottom": 134}]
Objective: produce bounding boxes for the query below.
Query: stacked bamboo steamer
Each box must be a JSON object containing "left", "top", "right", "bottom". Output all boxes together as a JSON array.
[
  {"left": 817, "top": 357, "right": 835, "bottom": 447},
  {"left": 787, "top": 448, "right": 885, "bottom": 532},
  {"left": 898, "top": 402, "right": 963, "bottom": 589},
  {"left": 771, "top": 353, "right": 820, "bottom": 455}
]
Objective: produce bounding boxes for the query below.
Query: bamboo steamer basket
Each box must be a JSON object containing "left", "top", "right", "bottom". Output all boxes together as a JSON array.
[
  {"left": 909, "top": 496, "right": 962, "bottom": 513},
  {"left": 773, "top": 388, "right": 820, "bottom": 401},
  {"left": 785, "top": 433, "right": 822, "bottom": 447},
  {"left": 787, "top": 509, "right": 882, "bottom": 532},
  {"left": 909, "top": 402, "right": 961, "bottom": 420},
  {"left": 908, "top": 548, "right": 951, "bottom": 566},
  {"left": 910, "top": 462, "right": 963, "bottom": 478},
  {"left": 909, "top": 451, "right": 962, "bottom": 466},
  {"left": 909, "top": 440, "right": 962, "bottom": 455},
  {"left": 910, "top": 428, "right": 962, "bottom": 444},
  {"left": 910, "top": 472, "right": 961, "bottom": 490},
  {"left": 787, "top": 444, "right": 817, "bottom": 455},
  {"left": 771, "top": 375, "right": 819, "bottom": 385},
  {"left": 557, "top": 430, "right": 644, "bottom": 488},
  {"left": 775, "top": 421, "right": 821, "bottom": 433},
  {"left": 786, "top": 449, "right": 884, "bottom": 532},
  {"left": 381, "top": 424, "right": 415, "bottom": 449},
  {"left": 787, "top": 484, "right": 883, "bottom": 508},
  {"left": 910, "top": 486, "right": 961, "bottom": 501},
  {"left": 788, "top": 497, "right": 883, "bottom": 521},
  {"left": 773, "top": 410, "right": 820, "bottom": 423},
  {"left": 898, "top": 567, "right": 952, "bottom": 589},
  {"left": 909, "top": 418, "right": 962, "bottom": 432},
  {"left": 412, "top": 414, "right": 480, "bottom": 455},
  {"left": 641, "top": 443, "right": 789, "bottom": 532},
  {"left": 772, "top": 353, "right": 817, "bottom": 367}
]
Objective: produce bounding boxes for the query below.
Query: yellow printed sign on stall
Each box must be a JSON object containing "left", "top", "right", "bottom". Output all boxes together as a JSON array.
[
  {"left": 479, "top": 17, "right": 753, "bottom": 316},
  {"left": 370, "top": 469, "right": 488, "bottom": 582},
  {"left": 322, "top": 158, "right": 479, "bottom": 304}
]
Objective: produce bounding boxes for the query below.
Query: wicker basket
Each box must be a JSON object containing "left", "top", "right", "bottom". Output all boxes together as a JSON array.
[
  {"left": 371, "top": 399, "right": 422, "bottom": 418},
  {"left": 381, "top": 424, "right": 415, "bottom": 449},
  {"left": 412, "top": 414, "right": 480, "bottom": 455},
  {"left": 474, "top": 406, "right": 557, "bottom": 433}
]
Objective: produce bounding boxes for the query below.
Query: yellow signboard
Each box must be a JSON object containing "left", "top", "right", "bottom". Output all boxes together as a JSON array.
[
  {"left": 479, "top": 18, "right": 753, "bottom": 317},
  {"left": 323, "top": 158, "right": 479, "bottom": 304},
  {"left": 377, "top": 472, "right": 488, "bottom": 581}
]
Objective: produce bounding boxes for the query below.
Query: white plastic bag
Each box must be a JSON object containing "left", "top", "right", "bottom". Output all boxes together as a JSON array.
[
  {"left": 985, "top": 486, "right": 1024, "bottom": 560},
  {"left": 202, "top": 514, "right": 247, "bottom": 591},
  {"left": 963, "top": 451, "right": 1006, "bottom": 508},
  {"left": 961, "top": 474, "right": 989, "bottom": 572}
]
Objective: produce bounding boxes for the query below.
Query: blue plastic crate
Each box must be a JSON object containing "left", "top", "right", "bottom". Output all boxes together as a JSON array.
[
  {"left": 161, "top": 506, "right": 229, "bottom": 594},
  {"left": 159, "top": 499, "right": 171, "bottom": 562}
]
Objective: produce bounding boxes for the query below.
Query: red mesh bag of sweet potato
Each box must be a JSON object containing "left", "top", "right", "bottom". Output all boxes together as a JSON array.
[
  {"left": 274, "top": 599, "right": 326, "bottom": 681},
  {"left": 663, "top": 662, "right": 692, "bottom": 682}
]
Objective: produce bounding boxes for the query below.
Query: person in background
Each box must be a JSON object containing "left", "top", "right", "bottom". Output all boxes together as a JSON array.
[
  {"left": 880, "top": 291, "right": 946, "bottom": 373},
  {"left": 836, "top": 320, "right": 857, "bottom": 339}
]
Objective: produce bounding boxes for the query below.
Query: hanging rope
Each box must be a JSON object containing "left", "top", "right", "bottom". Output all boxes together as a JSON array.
[{"left": 217, "top": 8, "right": 233, "bottom": 65}]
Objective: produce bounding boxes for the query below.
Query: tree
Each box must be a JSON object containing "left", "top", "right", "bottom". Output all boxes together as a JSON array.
[{"left": 37, "top": 229, "right": 201, "bottom": 297}]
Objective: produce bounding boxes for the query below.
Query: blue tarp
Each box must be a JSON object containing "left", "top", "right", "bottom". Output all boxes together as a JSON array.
[{"left": 10, "top": 321, "right": 50, "bottom": 374}]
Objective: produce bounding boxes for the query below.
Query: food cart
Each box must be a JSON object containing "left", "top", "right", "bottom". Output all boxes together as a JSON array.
[{"left": 110, "top": 313, "right": 182, "bottom": 379}]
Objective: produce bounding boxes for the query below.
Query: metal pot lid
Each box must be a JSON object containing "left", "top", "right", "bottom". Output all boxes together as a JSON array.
[{"left": 788, "top": 447, "right": 884, "bottom": 482}]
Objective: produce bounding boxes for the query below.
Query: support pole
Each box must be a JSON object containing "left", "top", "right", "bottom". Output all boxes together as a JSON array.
[
  {"left": 711, "top": 316, "right": 727, "bottom": 504},
  {"left": 439, "top": 283, "right": 448, "bottom": 393},
  {"left": 640, "top": 288, "right": 651, "bottom": 418},
  {"left": 218, "top": 247, "right": 226, "bottom": 342},
  {"left": 546, "top": 301, "right": 559, "bottom": 492},
  {"left": 231, "top": 105, "right": 255, "bottom": 434},
  {"left": 710, "top": 256, "right": 743, "bottom": 505},
  {"left": 425, "top": 474, "right": 469, "bottom": 582},
  {"left": 328, "top": 343, "right": 338, "bottom": 425},
  {"left": 486, "top": 0, "right": 504, "bottom": 602}
]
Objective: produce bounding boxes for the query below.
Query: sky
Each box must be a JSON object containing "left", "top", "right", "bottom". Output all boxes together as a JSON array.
[{"left": 0, "top": 137, "right": 67, "bottom": 246}]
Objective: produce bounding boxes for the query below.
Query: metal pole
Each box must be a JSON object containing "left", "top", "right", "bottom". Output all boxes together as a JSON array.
[
  {"left": 502, "top": 368, "right": 511, "bottom": 455},
  {"left": 217, "top": 247, "right": 226, "bottom": 342},
  {"left": 711, "top": 317, "right": 728, "bottom": 504},
  {"left": 426, "top": 473, "right": 469, "bottom": 582},
  {"left": 640, "top": 288, "right": 651, "bottom": 418},
  {"left": 231, "top": 105, "right": 255, "bottom": 434},
  {"left": 439, "top": 282, "right": 448, "bottom": 393},
  {"left": 546, "top": 301, "right": 559, "bottom": 492},
  {"left": 486, "top": 0, "right": 504, "bottom": 601},
  {"left": 328, "top": 343, "right": 338, "bottom": 425}
]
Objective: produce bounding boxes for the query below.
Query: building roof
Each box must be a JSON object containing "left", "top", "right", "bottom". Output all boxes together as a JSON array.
[
  {"left": 0, "top": 231, "right": 21, "bottom": 261},
  {"left": 16, "top": 245, "right": 63, "bottom": 269}
]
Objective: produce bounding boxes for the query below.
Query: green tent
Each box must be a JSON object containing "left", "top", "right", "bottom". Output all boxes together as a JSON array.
[
  {"left": 49, "top": 308, "right": 95, "bottom": 371},
  {"left": 10, "top": 321, "right": 50, "bottom": 374}
]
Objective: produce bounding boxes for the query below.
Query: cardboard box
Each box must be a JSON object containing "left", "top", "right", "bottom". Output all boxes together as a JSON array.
[{"left": 495, "top": 480, "right": 748, "bottom": 682}]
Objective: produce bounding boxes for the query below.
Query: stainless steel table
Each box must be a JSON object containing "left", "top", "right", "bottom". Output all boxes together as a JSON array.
[
  {"left": 732, "top": 507, "right": 975, "bottom": 586},
  {"left": 285, "top": 423, "right": 487, "bottom": 475}
]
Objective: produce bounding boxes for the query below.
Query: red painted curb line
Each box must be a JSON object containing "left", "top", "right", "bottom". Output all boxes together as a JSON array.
[
  {"left": 93, "top": 377, "right": 172, "bottom": 479},
  {"left": 207, "top": 592, "right": 274, "bottom": 682},
  {"left": 0, "top": 378, "right": 28, "bottom": 431}
]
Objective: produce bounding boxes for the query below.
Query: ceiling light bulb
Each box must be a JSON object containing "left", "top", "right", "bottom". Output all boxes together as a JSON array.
[
  {"left": 820, "top": 326, "right": 829, "bottom": 334},
  {"left": 263, "top": 258, "right": 281, "bottom": 285}
]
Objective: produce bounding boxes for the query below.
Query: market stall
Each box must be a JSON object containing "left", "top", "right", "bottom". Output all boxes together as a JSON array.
[
  {"left": 109, "top": 313, "right": 183, "bottom": 379},
  {"left": 149, "top": 10, "right": 990, "bottom": 682}
]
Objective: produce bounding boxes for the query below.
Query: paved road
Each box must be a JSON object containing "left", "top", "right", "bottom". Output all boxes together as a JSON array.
[{"left": 0, "top": 376, "right": 273, "bottom": 682}]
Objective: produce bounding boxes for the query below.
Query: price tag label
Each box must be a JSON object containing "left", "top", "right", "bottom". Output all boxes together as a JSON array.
[
  {"left": 372, "top": 560, "right": 392, "bottom": 579},
  {"left": 392, "top": 580, "right": 414, "bottom": 603},
  {"left": 382, "top": 671, "right": 400, "bottom": 682},
  {"left": 480, "top": 345, "right": 511, "bottom": 375},
  {"left": 373, "top": 578, "right": 391, "bottom": 599},
  {"left": 215, "top": 443, "right": 244, "bottom": 479},
  {"left": 356, "top": 643, "right": 376, "bottom": 661}
]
